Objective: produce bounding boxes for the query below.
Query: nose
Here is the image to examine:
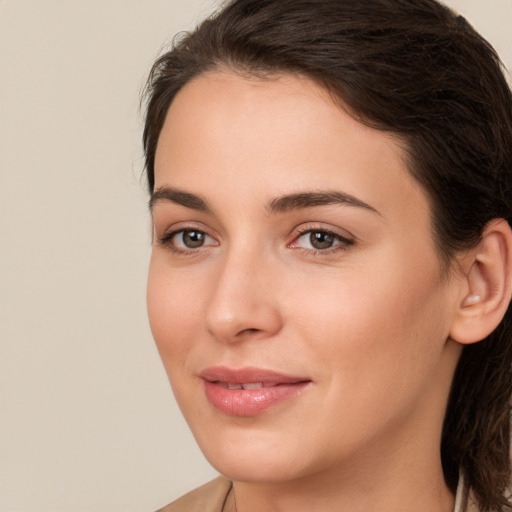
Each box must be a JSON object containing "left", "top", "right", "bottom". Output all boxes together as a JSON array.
[{"left": 204, "top": 251, "right": 283, "bottom": 343}]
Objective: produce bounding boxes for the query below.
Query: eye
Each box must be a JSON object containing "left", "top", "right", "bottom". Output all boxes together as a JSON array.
[
  {"left": 159, "top": 228, "right": 217, "bottom": 252},
  {"left": 290, "top": 228, "right": 354, "bottom": 252},
  {"left": 305, "top": 231, "right": 337, "bottom": 250},
  {"left": 175, "top": 230, "right": 210, "bottom": 249}
]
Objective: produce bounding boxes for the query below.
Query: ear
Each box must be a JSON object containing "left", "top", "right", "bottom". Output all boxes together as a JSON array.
[{"left": 450, "top": 219, "right": 512, "bottom": 345}]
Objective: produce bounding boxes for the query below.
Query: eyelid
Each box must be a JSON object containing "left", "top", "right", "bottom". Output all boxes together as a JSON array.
[
  {"left": 155, "top": 220, "right": 213, "bottom": 241},
  {"left": 291, "top": 222, "right": 355, "bottom": 240}
]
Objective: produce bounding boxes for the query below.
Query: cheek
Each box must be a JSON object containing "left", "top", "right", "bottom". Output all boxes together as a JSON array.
[
  {"left": 291, "top": 247, "right": 452, "bottom": 389},
  {"left": 282, "top": 266, "right": 451, "bottom": 457},
  {"left": 146, "top": 256, "right": 203, "bottom": 366}
]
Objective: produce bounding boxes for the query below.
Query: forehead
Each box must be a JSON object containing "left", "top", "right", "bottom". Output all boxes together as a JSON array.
[{"left": 154, "top": 71, "right": 431, "bottom": 232}]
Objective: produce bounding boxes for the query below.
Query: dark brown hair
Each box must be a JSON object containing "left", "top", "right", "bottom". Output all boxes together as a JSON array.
[{"left": 142, "top": 1, "right": 512, "bottom": 509}]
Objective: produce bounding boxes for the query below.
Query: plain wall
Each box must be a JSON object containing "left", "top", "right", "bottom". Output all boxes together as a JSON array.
[{"left": 0, "top": 1, "right": 510, "bottom": 511}]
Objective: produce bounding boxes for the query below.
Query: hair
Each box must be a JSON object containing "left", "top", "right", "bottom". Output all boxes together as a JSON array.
[{"left": 142, "top": 0, "right": 512, "bottom": 509}]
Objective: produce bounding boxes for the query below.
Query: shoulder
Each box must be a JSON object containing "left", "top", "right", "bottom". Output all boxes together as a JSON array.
[{"left": 155, "top": 477, "right": 232, "bottom": 512}]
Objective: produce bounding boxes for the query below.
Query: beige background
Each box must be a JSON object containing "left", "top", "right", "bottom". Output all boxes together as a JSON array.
[{"left": 0, "top": 1, "right": 510, "bottom": 511}]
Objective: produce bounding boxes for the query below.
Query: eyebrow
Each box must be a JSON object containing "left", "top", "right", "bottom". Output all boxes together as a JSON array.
[
  {"left": 267, "top": 191, "right": 380, "bottom": 215},
  {"left": 149, "top": 187, "right": 212, "bottom": 212},
  {"left": 149, "top": 186, "right": 380, "bottom": 216}
]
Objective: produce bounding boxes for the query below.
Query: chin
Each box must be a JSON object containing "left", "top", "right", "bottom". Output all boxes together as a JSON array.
[
  {"left": 207, "top": 453, "right": 307, "bottom": 484},
  {"left": 191, "top": 426, "right": 325, "bottom": 484}
]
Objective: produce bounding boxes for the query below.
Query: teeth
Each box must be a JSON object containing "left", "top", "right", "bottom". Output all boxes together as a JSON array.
[
  {"left": 216, "top": 382, "right": 275, "bottom": 390},
  {"left": 242, "top": 382, "right": 263, "bottom": 390},
  {"left": 219, "top": 382, "right": 265, "bottom": 390}
]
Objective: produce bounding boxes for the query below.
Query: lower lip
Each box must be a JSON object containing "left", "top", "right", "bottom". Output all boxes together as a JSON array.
[{"left": 203, "top": 381, "right": 310, "bottom": 416}]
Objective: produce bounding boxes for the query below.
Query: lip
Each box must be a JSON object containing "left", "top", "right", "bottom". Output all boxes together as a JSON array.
[{"left": 199, "top": 366, "right": 312, "bottom": 416}]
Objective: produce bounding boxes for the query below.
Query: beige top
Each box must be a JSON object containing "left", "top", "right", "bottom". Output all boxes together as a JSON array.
[
  {"left": 156, "top": 478, "right": 232, "bottom": 512},
  {"left": 156, "top": 475, "right": 481, "bottom": 512}
]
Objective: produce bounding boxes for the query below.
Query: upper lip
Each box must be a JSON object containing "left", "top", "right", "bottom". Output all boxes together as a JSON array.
[{"left": 199, "top": 366, "right": 311, "bottom": 385}]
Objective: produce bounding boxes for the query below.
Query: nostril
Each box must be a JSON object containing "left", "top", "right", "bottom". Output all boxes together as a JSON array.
[
  {"left": 233, "top": 327, "right": 264, "bottom": 339},
  {"left": 240, "top": 328, "right": 260, "bottom": 335}
]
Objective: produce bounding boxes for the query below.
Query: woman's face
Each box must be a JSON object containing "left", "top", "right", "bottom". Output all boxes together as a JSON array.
[{"left": 147, "top": 72, "right": 463, "bottom": 484}]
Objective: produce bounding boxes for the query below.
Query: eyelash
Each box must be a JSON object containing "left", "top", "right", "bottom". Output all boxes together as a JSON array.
[
  {"left": 290, "top": 226, "right": 355, "bottom": 255},
  {"left": 157, "top": 228, "right": 217, "bottom": 255},
  {"left": 157, "top": 226, "right": 355, "bottom": 256}
]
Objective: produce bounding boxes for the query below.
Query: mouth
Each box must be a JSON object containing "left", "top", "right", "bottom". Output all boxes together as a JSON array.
[
  {"left": 216, "top": 382, "right": 279, "bottom": 389},
  {"left": 199, "top": 366, "right": 312, "bottom": 416}
]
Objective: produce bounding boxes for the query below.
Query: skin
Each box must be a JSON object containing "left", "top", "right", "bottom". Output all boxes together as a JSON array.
[{"left": 147, "top": 72, "right": 467, "bottom": 512}]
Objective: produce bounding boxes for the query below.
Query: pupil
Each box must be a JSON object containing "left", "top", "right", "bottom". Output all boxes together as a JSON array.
[
  {"left": 310, "top": 231, "right": 334, "bottom": 249},
  {"left": 183, "top": 230, "right": 204, "bottom": 248}
]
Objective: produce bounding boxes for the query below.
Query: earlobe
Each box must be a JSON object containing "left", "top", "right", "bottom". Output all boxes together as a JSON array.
[{"left": 450, "top": 219, "right": 512, "bottom": 345}]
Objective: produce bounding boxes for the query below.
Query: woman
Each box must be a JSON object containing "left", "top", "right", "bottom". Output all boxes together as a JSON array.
[{"left": 142, "top": 0, "right": 512, "bottom": 511}]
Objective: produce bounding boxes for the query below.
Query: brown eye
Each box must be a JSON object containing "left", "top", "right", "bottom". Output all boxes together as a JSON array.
[
  {"left": 290, "top": 228, "right": 353, "bottom": 253},
  {"left": 178, "top": 230, "right": 207, "bottom": 248},
  {"left": 309, "top": 231, "right": 335, "bottom": 249},
  {"left": 158, "top": 227, "right": 218, "bottom": 254}
]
